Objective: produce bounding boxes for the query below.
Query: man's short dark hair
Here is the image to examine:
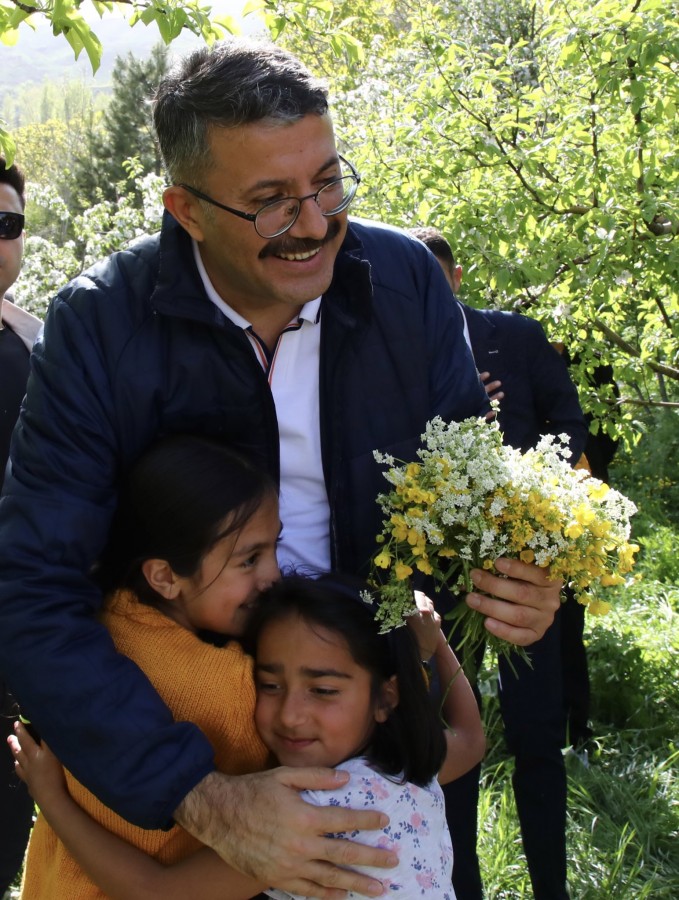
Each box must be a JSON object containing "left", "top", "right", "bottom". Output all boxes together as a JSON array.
[
  {"left": 0, "top": 157, "right": 26, "bottom": 210},
  {"left": 409, "top": 226, "right": 456, "bottom": 268},
  {"left": 153, "top": 38, "right": 329, "bottom": 185}
]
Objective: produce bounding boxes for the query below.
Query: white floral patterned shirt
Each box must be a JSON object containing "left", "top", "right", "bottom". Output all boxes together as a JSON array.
[{"left": 266, "top": 756, "right": 454, "bottom": 899}]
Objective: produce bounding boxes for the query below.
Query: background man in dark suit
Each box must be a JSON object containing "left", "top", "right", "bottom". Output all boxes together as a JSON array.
[{"left": 411, "top": 226, "right": 587, "bottom": 900}]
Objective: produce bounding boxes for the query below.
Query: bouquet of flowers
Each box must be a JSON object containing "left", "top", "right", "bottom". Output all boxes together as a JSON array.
[{"left": 370, "top": 414, "right": 638, "bottom": 667}]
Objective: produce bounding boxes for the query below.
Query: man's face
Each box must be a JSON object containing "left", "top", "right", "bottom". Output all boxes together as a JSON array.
[
  {"left": 0, "top": 183, "right": 24, "bottom": 299},
  {"left": 167, "top": 114, "right": 348, "bottom": 327}
]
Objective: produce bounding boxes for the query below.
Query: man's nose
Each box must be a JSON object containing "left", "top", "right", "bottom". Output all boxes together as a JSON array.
[{"left": 288, "top": 194, "right": 329, "bottom": 240}]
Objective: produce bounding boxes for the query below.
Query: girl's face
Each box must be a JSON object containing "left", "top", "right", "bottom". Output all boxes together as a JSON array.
[
  {"left": 254, "top": 613, "right": 394, "bottom": 768},
  {"left": 170, "top": 493, "right": 281, "bottom": 636}
]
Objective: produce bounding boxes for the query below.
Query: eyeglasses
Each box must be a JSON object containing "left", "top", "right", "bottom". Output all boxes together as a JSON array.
[
  {"left": 0, "top": 212, "right": 24, "bottom": 241},
  {"left": 177, "top": 156, "right": 361, "bottom": 239}
]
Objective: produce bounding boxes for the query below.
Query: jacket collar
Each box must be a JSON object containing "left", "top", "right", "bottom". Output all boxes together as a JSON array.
[
  {"left": 147, "top": 213, "right": 227, "bottom": 326},
  {"left": 0, "top": 297, "right": 43, "bottom": 351}
]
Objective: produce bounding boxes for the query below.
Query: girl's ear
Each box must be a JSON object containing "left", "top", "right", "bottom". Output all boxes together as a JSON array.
[
  {"left": 141, "top": 559, "right": 181, "bottom": 600},
  {"left": 374, "top": 675, "right": 400, "bottom": 723}
]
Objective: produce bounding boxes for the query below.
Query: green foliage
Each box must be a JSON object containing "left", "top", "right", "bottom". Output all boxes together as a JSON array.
[
  {"left": 274, "top": 0, "right": 679, "bottom": 448},
  {"left": 612, "top": 408, "right": 679, "bottom": 529},
  {"left": 15, "top": 169, "right": 165, "bottom": 316},
  {"left": 71, "top": 44, "right": 168, "bottom": 211},
  {"left": 1, "top": 75, "right": 103, "bottom": 131}
]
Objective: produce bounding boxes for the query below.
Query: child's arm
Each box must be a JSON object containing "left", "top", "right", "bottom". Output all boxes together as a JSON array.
[
  {"left": 407, "top": 594, "right": 486, "bottom": 784},
  {"left": 8, "top": 722, "right": 265, "bottom": 900}
]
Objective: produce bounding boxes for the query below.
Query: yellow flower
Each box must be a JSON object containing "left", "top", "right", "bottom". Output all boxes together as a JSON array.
[
  {"left": 438, "top": 547, "right": 457, "bottom": 558},
  {"left": 588, "top": 482, "right": 610, "bottom": 501},
  {"left": 600, "top": 573, "right": 625, "bottom": 586},
  {"left": 588, "top": 598, "right": 612, "bottom": 616},
  {"left": 483, "top": 558, "right": 494, "bottom": 570},
  {"left": 407, "top": 527, "right": 423, "bottom": 547},
  {"left": 574, "top": 503, "right": 596, "bottom": 527},
  {"left": 416, "top": 558, "right": 433, "bottom": 575},
  {"left": 565, "top": 521, "right": 584, "bottom": 540},
  {"left": 406, "top": 463, "right": 421, "bottom": 478},
  {"left": 394, "top": 562, "right": 414, "bottom": 580},
  {"left": 619, "top": 543, "right": 639, "bottom": 570},
  {"left": 520, "top": 549, "right": 535, "bottom": 564},
  {"left": 390, "top": 515, "right": 408, "bottom": 542},
  {"left": 590, "top": 519, "right": 612, "bottom": 539},
  {"left": 374, "top": 550, "right": 392, "bottom": 569}
]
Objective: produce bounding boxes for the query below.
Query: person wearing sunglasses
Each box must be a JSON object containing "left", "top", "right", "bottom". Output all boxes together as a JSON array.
[
  {"left": 0, "top": 40, "right": 562, "bottom": 900},
  {"left": 0, "top": 156, "right": 42, "bottom": 900}
]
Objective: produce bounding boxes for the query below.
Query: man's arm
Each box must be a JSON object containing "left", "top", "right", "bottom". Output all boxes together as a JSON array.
[
  {"left": 175, "top": 769, "right": 397, "bottom": 899},
  {"left": 0, "top": 286, "right": 216, "bottom": 828},
  {"left": 0, "top": 286, "right": 398, "bottom": 894}
]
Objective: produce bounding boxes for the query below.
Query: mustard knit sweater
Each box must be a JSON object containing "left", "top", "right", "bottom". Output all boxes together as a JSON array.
[{"left": 21, "top": 589, "right": 269, "bottom": 899}]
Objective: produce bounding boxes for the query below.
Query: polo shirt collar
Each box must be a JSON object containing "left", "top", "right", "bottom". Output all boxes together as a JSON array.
[{"left": 192, "top": 240, "right": 322, "bottom": 329}]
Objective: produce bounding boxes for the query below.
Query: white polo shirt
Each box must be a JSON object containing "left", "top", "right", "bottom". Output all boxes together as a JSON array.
[{"left": 193, "top": 243, "right": 330, "bottom": 574}]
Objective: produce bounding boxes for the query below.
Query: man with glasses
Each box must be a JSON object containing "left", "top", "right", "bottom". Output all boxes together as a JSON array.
[
  {"left": 0, "top": 40, "right": 561, "bottom": 898},
  {"left": 0, "top": 156, "right": 42, "bottom": 900}
]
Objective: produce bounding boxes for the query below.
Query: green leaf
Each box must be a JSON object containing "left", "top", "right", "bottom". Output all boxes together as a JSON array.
[{"left": 0, "top": 126, "right": 16, "bottom": 166}]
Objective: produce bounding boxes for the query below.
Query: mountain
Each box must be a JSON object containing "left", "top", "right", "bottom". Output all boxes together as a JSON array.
[{"left": 1, "top": 3, "right": 260, "bottom": 94}]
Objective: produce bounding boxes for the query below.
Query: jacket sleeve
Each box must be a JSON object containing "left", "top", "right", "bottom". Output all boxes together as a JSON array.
[
  {"left": 425, "top": 260, "right": 489, "bottom": 423},
  {"left": 0, "top": 287, "right": 215, "bottom": 829},
  {"left": 524, "top": 320, "right": 588, "bottom": 464}
]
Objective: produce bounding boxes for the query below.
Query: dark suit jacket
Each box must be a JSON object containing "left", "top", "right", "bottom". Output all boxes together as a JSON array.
[{"left": 460, "top": 303, "right": 588, "bottom": 460}]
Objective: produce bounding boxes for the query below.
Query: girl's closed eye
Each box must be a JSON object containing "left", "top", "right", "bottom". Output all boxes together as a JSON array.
[
  {"left": 255, "top": 677, "right": 281, "bottom": 693},
  {"left": 311, "top": 686, "right": 340, "bottom": 697}
]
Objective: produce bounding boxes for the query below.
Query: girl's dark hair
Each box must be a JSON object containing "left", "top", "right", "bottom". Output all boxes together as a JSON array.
[
  {"left": 94, "top": 435, "right": 277, "bottom": 604},
  {"left": 244, "top": 574, "right": 446, "bottom": 787}
]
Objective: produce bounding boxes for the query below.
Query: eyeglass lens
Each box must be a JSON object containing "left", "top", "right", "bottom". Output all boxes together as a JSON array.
[
  {"left": 0, "top": 212, "right": 24, "bottom": 240},
  {"left": 255, "top": 173, "right": 358, "bottom": 238}
]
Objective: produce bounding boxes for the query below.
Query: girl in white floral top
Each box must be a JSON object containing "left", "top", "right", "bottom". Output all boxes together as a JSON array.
[{"left": 246, "top": 574, "right": 485, "bottom": 900}]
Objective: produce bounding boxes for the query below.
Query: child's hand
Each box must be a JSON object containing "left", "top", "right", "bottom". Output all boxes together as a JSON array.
[
  {"left": 407, "top": 591, "right": 445, "bottom": 661},
  {"left": 8, "top": 720, "right": 68, "bottom": 808}
]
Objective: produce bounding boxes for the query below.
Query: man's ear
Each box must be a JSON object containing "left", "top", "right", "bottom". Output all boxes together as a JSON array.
[
  {"left": 374, "top": 675, "right": 400, "bottom": 723},
  {"left": 162, "top": 186, "right": 207, "bottom": 242},
  {"left": 141, "top": 559, "right": 181, "bottom": 600}
]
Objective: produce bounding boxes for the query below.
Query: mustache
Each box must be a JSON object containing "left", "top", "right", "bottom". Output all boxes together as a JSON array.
[{"left": 259, "top": 218, "right": 342, "bottom": 259}]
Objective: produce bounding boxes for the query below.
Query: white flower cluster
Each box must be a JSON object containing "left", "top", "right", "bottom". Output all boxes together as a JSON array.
[{"left": 370, "top": 414, "right": 638, "bottom": 660}]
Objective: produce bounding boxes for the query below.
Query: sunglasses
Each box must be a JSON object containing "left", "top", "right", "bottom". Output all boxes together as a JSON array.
[{"left": 0, "top": 211, "right": 25, "bottom": 241}]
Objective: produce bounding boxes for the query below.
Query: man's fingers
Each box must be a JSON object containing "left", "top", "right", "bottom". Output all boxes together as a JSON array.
[
  {"left": 465, "top": 558, "right": 562, "bottom": 645},
  {"left": 494, "top": 557, "right": 562, "bottom": 590},
  {"left": 283, "top": 859, "right": 387, "bottom": 898}
]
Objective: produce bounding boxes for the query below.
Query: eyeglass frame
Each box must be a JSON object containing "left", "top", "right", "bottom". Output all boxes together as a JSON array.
[
  {"left": 176, "top": 155, "right": 361, "bottom": 239},
  {"left": 0, "top": 211, "right": 25, "bottom": 241}
]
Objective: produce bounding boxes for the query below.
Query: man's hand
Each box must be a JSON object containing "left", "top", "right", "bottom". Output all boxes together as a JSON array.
[
  {"left": 466, "top": 557, "right": 562, "bottom": 646},
  {"left": 479, "top": 370, "right": 504, "bottom": 405},
  {"left": 174, "top": 768, "right": 396, "bottom": 899}
]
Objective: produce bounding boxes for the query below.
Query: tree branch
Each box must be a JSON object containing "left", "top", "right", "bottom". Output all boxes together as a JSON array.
[{"left": 592, "top": 317, "right": 679, "bottom": 381}]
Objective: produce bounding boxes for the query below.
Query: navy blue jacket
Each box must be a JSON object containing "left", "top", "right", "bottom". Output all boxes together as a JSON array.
[
  {"left": 461, "top": 304, "right": 587, "bottom": 458},
  {"left": 0, "top": 214, "right": 486, "bottom": 828}
]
